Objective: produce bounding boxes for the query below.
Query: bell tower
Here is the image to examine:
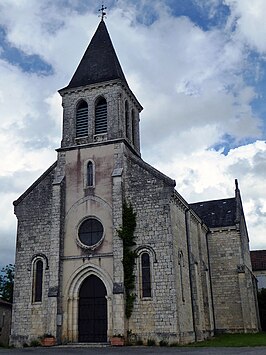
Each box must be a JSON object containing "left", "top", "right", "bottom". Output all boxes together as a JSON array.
[
  {"left": 58, "top": 19, "right": 142, "bottom": 156},
  {"left": 55, "top": 18, "right": 144, "bottom": 342}
]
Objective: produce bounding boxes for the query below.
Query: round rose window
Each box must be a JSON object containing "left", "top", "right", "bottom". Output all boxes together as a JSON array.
[{"left": 78, "top": 218, "right": 104, "bottom": 249}]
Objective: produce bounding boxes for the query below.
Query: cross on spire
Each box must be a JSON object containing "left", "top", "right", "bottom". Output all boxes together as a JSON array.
[{"left": 99, "top": 3, "right": 107, "bottom": 21}]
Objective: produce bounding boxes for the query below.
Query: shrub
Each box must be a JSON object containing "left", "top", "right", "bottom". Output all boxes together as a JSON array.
[
  {"left": 147, "top": 339, "right": 156, "bottom": 346},
  {"left": 30, "top": 339, "right": 41, "bottom": 347},
  {"left": 170, "top": 342, "right": 179, "bottom": 347},
  {"left": 159, "top": 340, "right": 168, "bottom": 346}
]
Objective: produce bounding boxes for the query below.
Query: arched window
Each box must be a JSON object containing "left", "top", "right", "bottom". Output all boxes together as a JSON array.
[
  {"left": 141, "top": 253, "right": 151, "bottom": 298},
  {"left": 76, "top": 100, "right": 88, "bottom": 138},
  {"left": 131, "top": 109, "right": 135, "bottom": 145},
  {"left": 178, "top": 250, "right": 185, "bottom": 302},
  {"left": 95, "top": 97, "right": 107, "bottom": 134},
  {"left": 33, "top": 259, "right": 43, "bottom": 302},
  {"left": 87, "top": 161, "right": 94, "bottom": 187},
  {"left": 125, "top": 101, "right": 130, "bottom": 139}
]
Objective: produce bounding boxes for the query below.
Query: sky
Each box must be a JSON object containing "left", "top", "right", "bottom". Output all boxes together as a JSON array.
[{"left": 0, "top": 0, "right": 266, "bottom": 269}]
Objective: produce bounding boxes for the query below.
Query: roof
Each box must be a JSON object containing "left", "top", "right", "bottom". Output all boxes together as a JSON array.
[
  {"left": 250, "top": 250, "right": 266, "bottom": 271},
  {"left": 66, "top": 20, "right": 127, "bottom": 89},
  {"left": 13, "top": 162, "right": 57, "bottom": 206},
  {"left": 190, "top": 197, "right": 236, "bottom": 228}
]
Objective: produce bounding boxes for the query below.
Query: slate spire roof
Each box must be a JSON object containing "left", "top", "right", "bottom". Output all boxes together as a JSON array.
[
  {"left": 190, "top": 180, "right": 242, "bottom": 229},
  {"left": 190, "top": 198, "right": 237, "bottom": 228},
  {"left": 67, "top": 19, "right": 127, "bottom": 89}
]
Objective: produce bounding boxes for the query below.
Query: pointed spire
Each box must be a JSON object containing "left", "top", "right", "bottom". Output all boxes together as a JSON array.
[
  {"left": 235, "top": 178, "right": 239, "bottom": 191},
  {"left": 66, "top": 20, "right": 127, "bottom": 89},
  {"left": 235, "top": 179, "right": 242, "bottom": 223}
]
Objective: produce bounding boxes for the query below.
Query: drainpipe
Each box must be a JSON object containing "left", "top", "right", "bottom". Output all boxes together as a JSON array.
[{"left": 185, "top": 208, "right": 197, "bottom": 342}]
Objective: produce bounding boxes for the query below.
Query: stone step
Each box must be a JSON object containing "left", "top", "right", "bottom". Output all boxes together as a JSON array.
[{"left": 57, "top": 343, "right": 110, "bottom": 348}]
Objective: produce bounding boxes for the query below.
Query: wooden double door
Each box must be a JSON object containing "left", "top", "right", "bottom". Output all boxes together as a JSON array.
[{"left": 78, "top": 275, "right": 107, "bottom": 342}]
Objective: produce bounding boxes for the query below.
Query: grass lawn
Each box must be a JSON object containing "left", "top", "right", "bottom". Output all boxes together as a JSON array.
[{"left": 187, "top": 333, "right": 266, "bottom": 347}]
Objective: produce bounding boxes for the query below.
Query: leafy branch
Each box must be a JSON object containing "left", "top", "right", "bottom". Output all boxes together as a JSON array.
[
  {"left": 118, "top": 202, "right": 137, "bottom": 318},
  {"left": 0, "top": 264, "right": 15, "bottom": 303}
]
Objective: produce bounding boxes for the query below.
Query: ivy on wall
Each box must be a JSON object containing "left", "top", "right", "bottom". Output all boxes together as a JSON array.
[{"left": 118, "top": 201, "right": 137, "bottom": 318}]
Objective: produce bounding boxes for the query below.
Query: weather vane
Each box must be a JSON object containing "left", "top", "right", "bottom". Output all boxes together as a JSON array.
[{"left": 99, "top": 3, "right": 107, "bottom": 20}]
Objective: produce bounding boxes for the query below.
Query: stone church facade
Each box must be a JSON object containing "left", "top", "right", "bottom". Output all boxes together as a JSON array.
[{"left": 10, "top": 20, "right": 259, "bottom": 346}]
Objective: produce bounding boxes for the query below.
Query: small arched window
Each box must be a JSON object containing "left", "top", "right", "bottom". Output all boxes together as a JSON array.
[
  {"left": 125, "top": 101, "right": 130, "bottom": 139},
  {"left": 76, "top": 100, "right": 88, "bottom": 138},
  {"left": 141, "top": 253, "right": 151, "bottom": 298},
  {"left": 178, "top": 250, "right": 185, "bottom": 302},
  {"left": 87, "top": 161, "right": 94, "bottom": 187},
  {"left": 33, "top": 259, "right": 43, "bottom": 302},
  {"left": 95, "top": 97, "right": 107, "bottom": 134}
]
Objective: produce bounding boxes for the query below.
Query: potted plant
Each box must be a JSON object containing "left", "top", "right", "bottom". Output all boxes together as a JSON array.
[
  {"left": 110, "top": 334, "right": 125, "bottom": 346},
  {"left": 40, "top": 334, "right": 56, "bottom": 347}
]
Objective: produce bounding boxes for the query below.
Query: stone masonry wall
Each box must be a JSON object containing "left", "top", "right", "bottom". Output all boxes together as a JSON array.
[
  {"left": 121, "top": 146, "right": 213, "bottom": 344},
  {"left": 195, "top": 221, "right": 214, "bottom": 336},
  {"left": 123, "top": 148, "right": 178, "bottom": 344},
  {"left": 169, "top": 198, "right": 195, "bottom": 344},
  {"left": 208, "top": 228, "right": 245, "bottom": 332},
  {"left": 121, "top": 146, "right": 215, "bottom": 344},
  {"left": 238, "top": 212, "right": 260, "bottom": 331},
  {"left": 111, "top": 143, "right": 125, "bottom": 336},
  {"left": 208, "top": 224, "right": 259, "bottom": 333},
  {"left": 188, "top": 212, "right": 214, "bottom": 340},
  {"left": 60, "top": 81, "right": 141, "bottom": 155},
  {"left": 11, "top": 165, "right": 56, "bottom": 346},
  {"left": 170, "top": 197, "right": 214, "bottom": 343}
]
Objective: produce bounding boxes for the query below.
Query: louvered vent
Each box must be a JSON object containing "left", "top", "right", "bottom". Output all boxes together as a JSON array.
[
  {"left": 131, "top": 109, "right": 135, "bottom": 145},
  {"left": 125, "top": 100, "right": 129, "bottom": 138},
  {"left": 95, "top": 98, "right": 107, "bottom": 134},
  {"left": 76, "top": 101, "right": 88, "bottom": 138}
]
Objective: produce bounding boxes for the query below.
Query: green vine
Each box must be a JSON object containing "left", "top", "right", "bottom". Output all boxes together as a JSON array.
[{"left": 118, "top": 201, "right": 137, "bottom": 318}]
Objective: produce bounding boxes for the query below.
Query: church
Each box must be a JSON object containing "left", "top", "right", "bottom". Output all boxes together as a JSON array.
[{"left": 10, "top": 18, "right": 259, "bottom": 346}]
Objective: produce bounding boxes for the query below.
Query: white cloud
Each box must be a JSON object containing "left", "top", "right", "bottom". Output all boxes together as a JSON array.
[
  {"left": 153, "top": 140, "right": 266, "bottom": 250},
  {"left": 0, "top": 0, "right": 265, "bottom": 267},
  {"left": 109, "top": 12, "right": 262, "bottom": 154},
  {"left": 225, "top": 0, "right": 266, "bottom": 53}
]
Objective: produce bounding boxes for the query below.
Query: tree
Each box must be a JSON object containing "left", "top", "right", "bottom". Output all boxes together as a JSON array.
[
  {"left": 258, "top": 288, "right": 266, "bottom": 331},
  {"left": 0, "top": 264, "right": 15, "bottom": 303}
]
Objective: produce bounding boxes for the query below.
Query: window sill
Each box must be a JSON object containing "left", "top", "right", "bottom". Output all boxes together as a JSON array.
[
  {"left": 75, "top": 136, "right": 89, "bottom": 145},
  {"left": 31, "top": 302, "right": 42, "bottom": 306},
  {"left": 93, "top": 133, "right": 107, "bottom": 142},
  {"left": 140, "top": 297, "right": 152, "bottom": 301}
]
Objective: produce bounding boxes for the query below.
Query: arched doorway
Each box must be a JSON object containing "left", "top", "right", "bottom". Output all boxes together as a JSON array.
[{"left": 78, "top": 275, "right": 107, "bottom": 342}]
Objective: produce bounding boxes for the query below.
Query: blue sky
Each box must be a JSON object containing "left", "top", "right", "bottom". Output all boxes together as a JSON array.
[{"left": 0, "top": 0, "right": 266, "bottom": 269}]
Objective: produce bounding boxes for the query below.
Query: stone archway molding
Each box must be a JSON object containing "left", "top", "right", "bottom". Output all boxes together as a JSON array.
[{"left": 65, "top": 263, "right": 113, "bottom": 343}]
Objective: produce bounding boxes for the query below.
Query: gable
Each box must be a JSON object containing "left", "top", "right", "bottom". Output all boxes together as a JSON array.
[{"left": 13, "top": 162, "right": 57, "bottom": 207}]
